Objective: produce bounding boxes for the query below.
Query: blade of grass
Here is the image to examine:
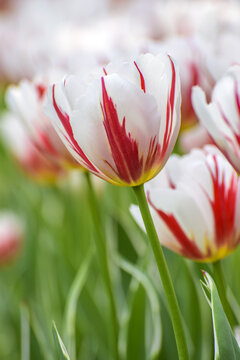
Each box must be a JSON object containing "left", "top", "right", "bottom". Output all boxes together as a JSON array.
[
  {"left": 52, "top": 321, "right": 71, "bottom": 360},
  {"left": 64, "top": 248, "right": 94, "bottom": 360}
]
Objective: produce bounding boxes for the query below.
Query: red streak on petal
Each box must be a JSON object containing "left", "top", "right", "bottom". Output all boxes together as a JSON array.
[
  {"left": 36, "top": 130, "right": 58, "bottom": 156},
  {"left": 147, "top": 192, "right": 203, "bottom": 259},
  {"left": 101, "top": 77, "right": 160, "bottom": 184},
  {"left": 36, "top": 84, "right": 47, "bottom": 100},
  {"left": 103, "top": 68, "right": 107, "bottom": 76},
  {"left": 101, "top": 77, "right": 142, "bottom": 183},
  {"left": 218, "top": 102, "right": 240, "bottom": 146},
  {"left": 161, "top": 56, "right": 176, "bottom": 160},
  {"left": 166, "top": 169, "right": 176, "bottom": 189},
  {"left": 52, "top": 85, "right": 97, "bottom": 172},
  {"left": 134, "top": 61, "right": 146, "bottom": 93},
  {"left": 235, "top": 80, "right": 240, "bottom": 121},
  {"left": 183, "top": 62, "right": 199, "bottom": 118},
  {"left": 206, "top": 154, "right": 237, "bottom": 247},
  {"left": 208, "top": 131, "right": 240, "bottom": 173},
  {"left": 144, "top": 136, "right": 161, "bottom": 173}
]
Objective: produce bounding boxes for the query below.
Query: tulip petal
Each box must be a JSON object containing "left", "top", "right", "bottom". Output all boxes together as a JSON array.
[
  {"left": 147, "top": 188, "right": 208, "bottom": 258},
  {"left": 192, "top": 83, "right": 240, "bottom": 173},
  {"left": 70, "top": 74, "right": 162, "bottom": 185}
]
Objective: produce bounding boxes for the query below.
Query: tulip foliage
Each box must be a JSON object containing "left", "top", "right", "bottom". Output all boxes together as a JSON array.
[{"left": 0, "top": 1, "right": 240, "bottom": 360}]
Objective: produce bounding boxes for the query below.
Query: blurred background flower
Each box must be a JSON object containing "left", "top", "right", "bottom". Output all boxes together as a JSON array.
[
  {"left": 5, "top": 76, "right": 81, "bottom": 170},
  {"left": 193, "top": 65, "right": 240, "bottom": 173},
  {"left": 1, "top": 111, "right": 65, "bottom": 182},
  {"left": 0, "top": 211, "right": 23, "bottom": 265}
]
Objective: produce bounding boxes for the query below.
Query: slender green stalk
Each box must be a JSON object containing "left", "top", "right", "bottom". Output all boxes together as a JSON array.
[
  {"left": 85, "top": 172, "right": 119, "bottom": 360},
  {"left": 133, "top": 184, "right": 189, "bottom": 360},
  {"left": 212, "top": 260, "right": 237, "bottom": 328}
]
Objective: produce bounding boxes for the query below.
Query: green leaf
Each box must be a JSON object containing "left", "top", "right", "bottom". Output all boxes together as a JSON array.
[
  {"left": 116, "top": 256, "right": 162, "bottom": 360},
  {"left": 52, "top": 321, "right": 71, "bottom": 360},
  {"left": 201, "top": 271, "right": 240, "bottom": 360},
  {"left": 64, "top": 248, "right": 93, "bottom": 359}
]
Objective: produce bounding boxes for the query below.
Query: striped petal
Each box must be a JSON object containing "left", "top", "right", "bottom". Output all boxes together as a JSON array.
[{"left": 192, "top": 66, "right": 240, "bottom": 174}]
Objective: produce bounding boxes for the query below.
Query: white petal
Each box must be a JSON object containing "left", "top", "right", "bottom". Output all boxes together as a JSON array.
[
  {"left": 234, "top": 179, "right": 240, "bottom": 240},
  {"left": 148, "top": 188, "right": 210, "bottom": 252},
  {"left": 6, "top": 81, "right": 39, "bottom": 127},
  {"left": 212, "top": 72, "right": 240, "bottom": 133},
  {"left": 192, "top": 86, "right": 240, "bottom": 171},
  {"left": 130, "top": 203, "right": 183, "bottom": 253}
]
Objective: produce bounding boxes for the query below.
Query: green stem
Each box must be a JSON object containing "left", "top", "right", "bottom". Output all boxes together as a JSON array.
[
  {"left": 133, "top": 184, "right": 189, "bottom": 360},
  {"left": 212, "top": 260, "right": 237, "bottom": 328},
  {"left": 85, "top": 172, "right": 119, "bottom": 359}
]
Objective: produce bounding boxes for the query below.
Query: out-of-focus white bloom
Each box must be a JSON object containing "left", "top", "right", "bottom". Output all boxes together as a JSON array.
[
  {"left": 205, "top": 32, "right": 240, "bottom": 83},
  {"left": 0, "top": 0, "right": 111, "bottom": 83},
  {"left": 1, "top": 112, "right": 64, "bottom": 182},
  {"left": 44, "top": 53, "right": 181, "bottom": 186},
  {"left": 131, "top": 146, "right": 240, "bottom": 262},
  {"left": 144, "top": 36, "right": 214, "bottom": 128},
  {"left": 179, "top": 124, "right": 213, "bottom": 153},
  {"left": 192, "top": 65, "right": 240, "bottom": 174},
  {"left": 53, "top": 11, "right": 149, "bottom": 70},
  {"left": 0, "top": 4, "right": 56, "bottom": 83},
  {"left": 6, "top": 74, "right": 81, "bottom": 170},
  {"left": 0, "top": 211, "right": 23, "bottom": 265},
  {"left": 138, "top": 1, "right": 240, "bottom": 41}
]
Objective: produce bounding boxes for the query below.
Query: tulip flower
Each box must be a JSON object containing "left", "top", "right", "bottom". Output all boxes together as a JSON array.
[
  {"left": 6, "top": 77, "right": 79, "bottom": 170},
  {"left": 1, "top": 112, "right": 64, "bottom": 182},
  {"left": 131, "top": 146, "right": 240, "bottom": 262},
  {"left": 44, "top": 53, "right": 181, "bottom": 186},
  {"left": 0, "top": 212, "right": 23, "bottom": 265},
  {"left": 192, "top": 65, "right": 240, "bottom": 174}
]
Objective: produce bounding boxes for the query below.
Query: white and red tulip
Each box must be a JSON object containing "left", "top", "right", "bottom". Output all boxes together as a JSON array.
[
  {"left": 44, "top": 53, "right": 181, "bottom": 186},
  {"left": 0, "top": 212, "right": 23, "bottom": 265},
  {"left": 6, "top": 77, "right": 79, "bottom": 170},
  {"left": 131, "top": 146, "right": 240, "bottom": 262},
  {"left": 1, "top": 112, "right": 64, "bottom": 182},
  {"left": 192, "top": 65, "right": 240, "bottom": 174}
]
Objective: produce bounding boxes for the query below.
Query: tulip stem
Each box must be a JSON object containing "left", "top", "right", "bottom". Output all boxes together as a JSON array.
[
  {"left": 212, "top": 260, "right": 237, "bottom": 328},
  {"left": 133, "top": 184, "right": 189, "bottom": 360},
  {"left": 85, "top": 172, "right": 119, "bottom": 360}
]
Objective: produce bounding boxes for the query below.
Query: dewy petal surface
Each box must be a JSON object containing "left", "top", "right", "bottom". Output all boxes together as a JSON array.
[
  {"left": 132, "top": 145, "right": 240, "bottom": 262},
  {"left": 45, "top": 53, "right": 181, "bottom": 186}
]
